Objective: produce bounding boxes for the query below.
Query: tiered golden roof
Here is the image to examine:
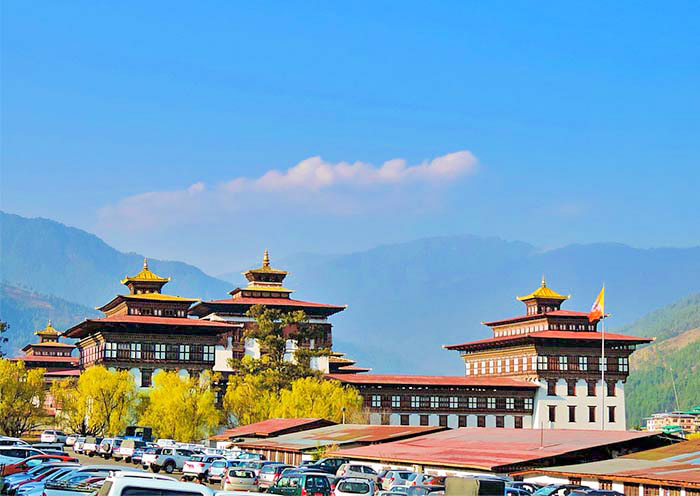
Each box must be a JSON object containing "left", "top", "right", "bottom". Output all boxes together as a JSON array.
[
  {"left": 35, "top": 320, "right": 60, "bottom": 336},
  {"left": 120, "top": 258, "right": 170, "bottom": 285},
  {"left": 517, "top": 276, "right": 570, "bottom": 301},
  {"left": 244, "top": 250, "right": 288, "bottom": 276}
]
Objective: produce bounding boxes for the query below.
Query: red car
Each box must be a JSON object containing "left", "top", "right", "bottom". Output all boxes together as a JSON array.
[{"left": 0, "top": 454, "right": 79, "bottom": 476}]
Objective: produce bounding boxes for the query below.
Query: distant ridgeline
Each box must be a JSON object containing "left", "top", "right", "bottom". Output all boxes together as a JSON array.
[{"left": 620, "top": 293, "right": 700, "bottom": 427}]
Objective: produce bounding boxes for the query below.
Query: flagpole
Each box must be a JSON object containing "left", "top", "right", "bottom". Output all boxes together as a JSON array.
[{"left": 601, "top": 285, "right": 606, "bottom": 431}]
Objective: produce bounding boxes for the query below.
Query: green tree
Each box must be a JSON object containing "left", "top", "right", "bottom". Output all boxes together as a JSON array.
[
  {"left": 51, "top": 366, "right": 136, "bottom": 436},
  {"left": 140, "top": 371, "right": 219, "bottom": 442},
  {"left": 0, "top": 321, "right": 9, "bottom": 358},
  {"left": 271, "top": 377, "right": 364, "bottom": 423},
  {"left": 0, "top": 359, "right": 46, "bottom": 436},
  {"left": 229, "top": 305, "right": 330, "bottom": 393}
]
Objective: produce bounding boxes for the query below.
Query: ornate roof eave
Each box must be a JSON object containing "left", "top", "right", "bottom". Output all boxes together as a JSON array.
[{"left": 242, "top": 249, "right": 289, "bottom": 276}]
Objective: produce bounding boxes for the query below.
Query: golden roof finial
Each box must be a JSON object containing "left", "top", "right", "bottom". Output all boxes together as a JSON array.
[
  {"left": 47, "top": 319, "right": 52, "bottom": 327},
  {"left": 263, "top": 249, "right": 270, "bottom": 268},
  {"left": 541, "top": 274, "right": 547, "bottom": 288},
  {"left": 143, "top": 257, "right": 149, "bottom": 270}
]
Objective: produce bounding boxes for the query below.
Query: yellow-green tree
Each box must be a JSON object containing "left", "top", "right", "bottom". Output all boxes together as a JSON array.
[
  {"left": 271, "top": 377, "right": 364, "bottom": 423},
  {"left": 51, "top": 366, "right": 136, "bottom": 436},
  {"left": 140, "top": 371, "right": 219, "bottom": 442},
  {"left": 0, "top": 359, "right": 46, "bottom": 436},
  {"left": 223, "top": 368, "right": 277, "bottom": 426}
]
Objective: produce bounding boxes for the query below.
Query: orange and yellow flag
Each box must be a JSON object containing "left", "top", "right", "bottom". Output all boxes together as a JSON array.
[{"left": 589, "top": 286, "right": 605, "bottom": 323}]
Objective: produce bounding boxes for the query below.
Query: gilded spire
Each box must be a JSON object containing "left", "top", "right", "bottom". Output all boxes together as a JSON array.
[
  {"left": 263, "top": 249, "right": 270, "bottom": 268},
  {"left": 143, "top": 257, "right": 149, "bottom": 270},
  {"left": 541, "top": 274, "right": 546, "bottom": 288}
]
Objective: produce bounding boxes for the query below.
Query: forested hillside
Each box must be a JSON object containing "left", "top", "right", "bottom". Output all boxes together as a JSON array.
[{"left": 623, "top": 294, "right": 700, "bottom": 427}]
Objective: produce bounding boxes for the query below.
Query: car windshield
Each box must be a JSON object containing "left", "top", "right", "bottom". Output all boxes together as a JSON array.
[
  {"left": 190, "top": 456, "right": 205, "bottom": 462},
  {"left": 260, "top": 465, "right": 277, "bottom": 473},
  {"left": 398, "top": 472, "right": 413, "bottom": 479},
  {"left": 211, "top": 461, "right": 226, "bottom": 468},
  {"left": 338, "top": 481, "right": 370, "bottom": 494},
  {"left": 534, "top": 487, "right": 559, "bottom": 496},
  {"left": 243, "top": 462, "right": 263, "bottom": 469}
]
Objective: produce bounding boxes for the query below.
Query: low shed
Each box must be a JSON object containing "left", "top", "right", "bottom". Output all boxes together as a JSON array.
[
  {"left": 329, "top": 427, "right": 682, "bottom": 474},
  {"left": 231, "top": 424, "right": 447, "bottom": 465}
]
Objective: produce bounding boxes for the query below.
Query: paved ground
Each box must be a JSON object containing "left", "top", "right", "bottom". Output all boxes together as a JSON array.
[{"left": 69, "top": 451, "right": 221, "bottom": 490}]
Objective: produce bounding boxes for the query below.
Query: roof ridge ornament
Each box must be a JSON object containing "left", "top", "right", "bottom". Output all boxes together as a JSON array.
[
  {"left": 143, "top": 257, "right": 149, "bottom": 270},
  {"left": 263, "top": 249, "right": 270, "bottom": 268},
  {"left": 541, "top": 274, "right": 547, "bottom": 288}
]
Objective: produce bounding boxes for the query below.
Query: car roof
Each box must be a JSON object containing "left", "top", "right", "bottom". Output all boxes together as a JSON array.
[{"left": 341, "top": 478, "right": 372, "bottom": 483}]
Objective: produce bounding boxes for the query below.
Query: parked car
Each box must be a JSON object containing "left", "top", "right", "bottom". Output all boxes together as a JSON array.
[
  {"left": 43, "top": 466, "right": 133, "bottom": 496},
  {"left": 99, "top": 438, "right": 123, "bottom": 459},
  {"left": 507, "top": 488, "right": 533, "bottom": 496},
  {"left": 81, "top": 437, "right": 103, "bottom": 457},
  {"left": 405, "top": 486, "right": 444, "bottom": 496},
  {"left": 181, "top": 455, "right": 224, "bottom": 482},
  {"left": 533, "top": 485, "right": 592, "bottom": 496},
  {"left": 96, "top": 472, "right": 210, "bottom": 496},
  {"left": 39, "top": 432, "right": 67, "bottom": 445},
  {"left": 2, "top": 464, "right": 59, "bottom": 493},
  {"left": 72, "top": 437, "right": 86, "bottom": 454},
  {"left": 0, "top": 438, "right": 29, "bottom": 447},
  {"left": 336, "top": 463, "right": 379, "bottom": 481},
  {"left": 0, "top": 447, "right": 46, "bottom": 465},
  {"left": 509, "top": 483, "right": 544, "bottom": 494},
  {"left": 258, "top": 463, "right": 294, "bottom": 490},
  {"left": 298, "top": 458, "right": 349, "bottom": 475},
  {"left": 64, "top": 436, "right": 77, "bottom": 448},
  {"left": 569, "top": 491, "right": 620, "bottom": 496},
  {"left": 207, "top": 459, "right": 240, "bottom": 484},
  {"left": 7, "top": 464, "right": 80, "bottom": 496},
  {"left": 334, "top": 478, "right": 376, "bottom": 496},
  {"left": 14, "top": 465, "right": 81, "bottom": 496},
  {"left": 112, "top": 440, "right": 147, "bottom": 463},
  {"left": 405, "top": 474, "right": 445, "bottom": 487},
  {"left": 0, "top": 454, "right": 78, "bottom": 477},
  {"left": 220, "top": 468, "right": 258, "bottom": 492},
  {"left": 381, "top": 471, "right": 415, "bottom": 490},
  {"left": 266, "top": 472, "right": 332, "bottom": 496},
  {"left": 239, "top": 460, "right": 282, "bottom": 477},
  {"left": 377, "top": 488, "right": 409, "bottom": 496},
  {"left": 141, "top": 447, "right": 195, "bottom": 474},
  {"left": 155, "top": 439, "right": 177, "bottom": 448}
]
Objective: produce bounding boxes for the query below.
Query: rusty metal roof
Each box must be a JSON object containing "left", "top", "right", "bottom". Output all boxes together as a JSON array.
[
  {"left": 210, "top": 418, "right": 334, "bottom": 441},
  {"left": 330, "top": 427, "right": 670, "bottom": 472},
  {"left": 231, "top": 424, "right": 446, "bottom": 453},
  {"left": 514, "top": 439, "right": 700, "bottom": 487}
]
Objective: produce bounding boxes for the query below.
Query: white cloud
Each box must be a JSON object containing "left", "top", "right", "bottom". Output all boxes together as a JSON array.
[{"left": 98, "top": 150, "right": 478, "bottom": 229}]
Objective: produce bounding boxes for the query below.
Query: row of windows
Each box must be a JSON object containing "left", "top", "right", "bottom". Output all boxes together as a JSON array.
[
  {"left": 494, "top": 322, "right": 596, "bottom": 337},
  {"left": 32, "top": 350, "right": 72, "bottom": 357},
  {"left": 547, "top": 379, "right": 617, "bottom": 397},
  {"left": 399, "top": 414, "right": 525, "bottom": 429},
  {"left": 467, "top": 355, "right": 629, "bottom": 376},
  {"left": 547, "top": 404, "right": 616, "bottom": 423},
  {"left": 103, "top": 342, "right": 215, "bottom": 362},
  {"left": 369, "top": 394, "right": 533, "bottom": 411},
  {"left": 138, "top": 368, "right": 201, "bottom": 387},
  {"left": 127, "top": 307, "right": 186, "bottom": 317}
]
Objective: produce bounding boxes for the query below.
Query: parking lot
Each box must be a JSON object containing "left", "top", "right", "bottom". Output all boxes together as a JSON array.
[{"left": 69, "top": 451, "right": 221, "bottom": 490}]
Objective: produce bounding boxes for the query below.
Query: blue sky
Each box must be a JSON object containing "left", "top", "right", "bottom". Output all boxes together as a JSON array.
[{"left": 2, "top": 1, "right": 699, "bottom": 274}]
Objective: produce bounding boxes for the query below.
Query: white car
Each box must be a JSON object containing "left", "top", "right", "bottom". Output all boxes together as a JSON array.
[
  {"left": 0, "top": 436, "right": 29, "bottom": 446},
  {"left": 182, "top": 455, "right": 225, "bottom": 482},
  {"left": 65, "top": 435, "right": 78, "bottom": 447},
  {"left": 97, "top": 472, "right": 212, "bottom": 496},
  {"left": 155, "top": 439, "right": 177, "bottom": 448},
  {"left": 335, "top": 478, "right": 376, "bottom": 496},
  {"left": 41, "top": 431, "right": 67, "bottom": 444},
  {"left": 142, "top": 447, "right": 195, "bottom": 474},
  {"left": 337, "top": 463, "right": 379, "bottom": 481}
]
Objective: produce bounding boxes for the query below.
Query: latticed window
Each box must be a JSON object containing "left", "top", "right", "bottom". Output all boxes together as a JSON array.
[
  {"left": 506, "top": 398, "right": 514, "bottom": 410},
  {"left": 179, "top": 344, "right": 190, "bottom": 361},
  {"left": 391, "top": 395, "right": 401, "bottom": 408},
  {"left": 155, "top": 344, "right": 165, "bottom": 360},
  {"left": 618, "top": 357, "right": 629, "bottom": 372},
  {"left": 104, "top": 342, "right": 117, "bottom": 359},
  {"left": 524, "top": 398, "right": 533, "bottom": 410},
  {"left": 130, "top": 343, "right": 141, "bottom": 360},
  {"left": 579, "top": 356, "right": 588, "bottom": 371},
  {"left": 371, "top": 395, "right": 381, "bottom": 408},
  {"left": 449, "top": 396, "right": 458, "bottom": 409},
  {"left": 203, "top": 345, "right": 215, "bottom": 362},
  {"left": 411, "top": 396, "right": 420, "bottom": 408},
  {"left": 559, "top": 355, "right": 569, "bottom": 371},
  {"left": 430, "top": 396, "right": 439, "bottom": 409},
  {"left": 537, "top": 355, "right": 548, "bottom": 370},
  {"left": 487, "top": 397, "right": 496, "bottom": 409}
]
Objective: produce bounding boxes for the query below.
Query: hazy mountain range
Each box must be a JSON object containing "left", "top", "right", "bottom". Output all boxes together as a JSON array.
[{"left": 2, "top": 211, "right": 700, "bottom": 377}]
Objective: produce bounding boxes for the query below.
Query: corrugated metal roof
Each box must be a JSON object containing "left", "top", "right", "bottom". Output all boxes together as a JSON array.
[
  {"left": 232, "top": 424, "right": 446, "bottom": 453},
  {"left": 210, "top": 418, "right": 334, "bottom": 441},
  {"left": 331, "top": 427, "right": 664, "bottom": 471},
  {"left": 515, "top": 440, "right": 700, "bottom": 487}
]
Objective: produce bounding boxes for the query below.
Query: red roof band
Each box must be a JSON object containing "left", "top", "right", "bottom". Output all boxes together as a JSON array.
[
  {"left": 445, "top": 330, "right": 653, "bottom": 351},
  {"left": 64, "top": 315, "right": 241, "bottom": 338},
  {"left": 189, "top": 297, "right": 346, "bottom": 318},
  {"left": 483, "top": 310, "right": 591, "bottom": 327},
  {"left": 327, "top": 374, "right": 538, "bottom": 389}
]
